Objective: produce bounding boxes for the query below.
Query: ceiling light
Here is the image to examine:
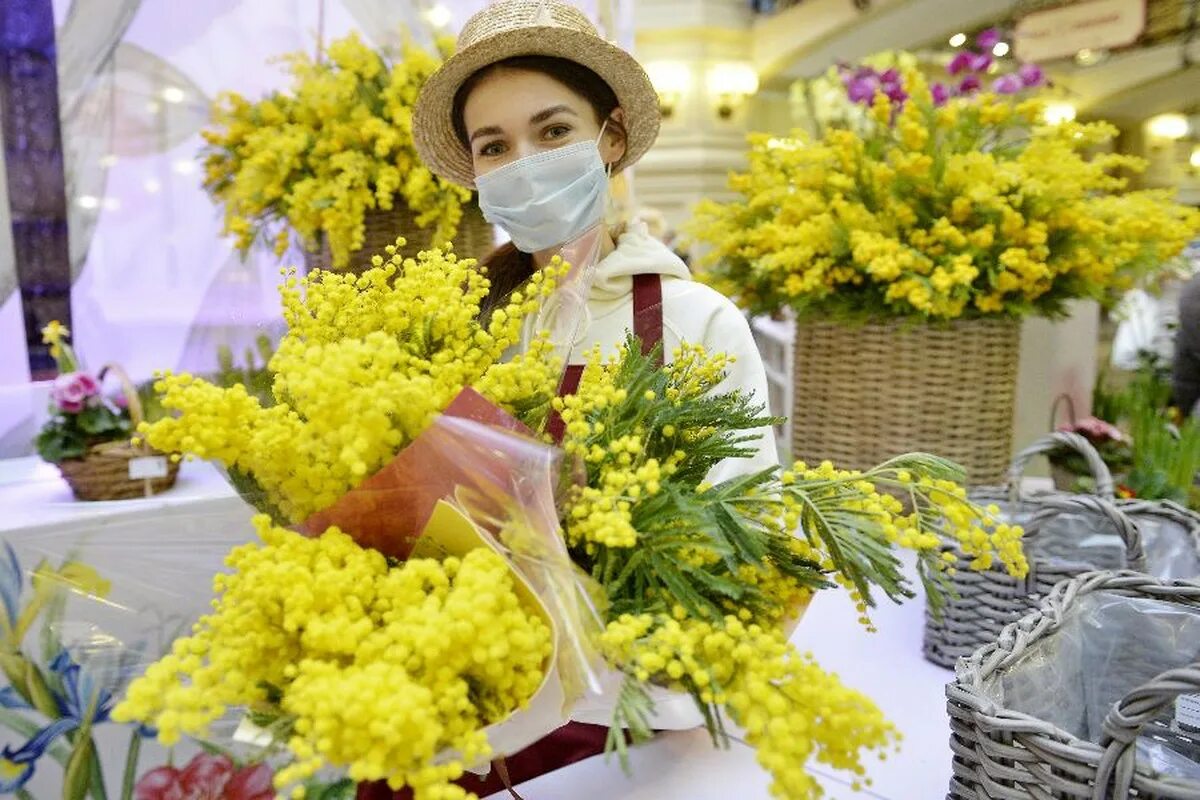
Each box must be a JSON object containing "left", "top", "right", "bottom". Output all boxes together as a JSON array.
[
  {"left": 1147, "top": 113, "right": 1189, "bottom": 140},
  {"left": 425, "top": 4, "right": 452, "bottom": 28},
  {"left": 949, "top": 33, "right": 967, "bottom": 48},
  {"left": 992, "top": 42, "right": 1010, "bottom": 57},
  {"left": 161, "top": 86, "right": 185, "bottom": 104}
]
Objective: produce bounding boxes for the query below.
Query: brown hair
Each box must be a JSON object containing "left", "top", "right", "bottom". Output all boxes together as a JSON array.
[{"left": 452, "top": 56, "right": 627, "bottom": 315}]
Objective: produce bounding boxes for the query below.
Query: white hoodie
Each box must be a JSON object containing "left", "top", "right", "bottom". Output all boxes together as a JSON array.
[
  {"left": 544, "top": 221, "right": 778, "bottom": 482},
  {"left": 546, "top": 222, "right": 779, "bottom": 730}
]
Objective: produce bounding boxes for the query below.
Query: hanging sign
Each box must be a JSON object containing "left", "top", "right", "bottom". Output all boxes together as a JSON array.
[{"left": 1014, "top": 0, "right": 1146, "bottom": 63}]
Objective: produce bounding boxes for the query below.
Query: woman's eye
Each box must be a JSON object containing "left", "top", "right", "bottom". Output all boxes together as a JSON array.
[
  {"left": 544, "top": 124, "right": 571, "bottom": 140},
  {"left": 479, "top": 141, "right": 506, "bottom": 158}
]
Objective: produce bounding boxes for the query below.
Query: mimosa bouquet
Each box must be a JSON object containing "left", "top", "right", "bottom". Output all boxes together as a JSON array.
[
  {"left": 202, "top": 33, "right": 471, "bottom": 269},
  {"left": 107, "top": 238, "right": 1025, "bottom": 799},
  {"left": 692, "top": 68, "right": 1200, "bottom": 322}
]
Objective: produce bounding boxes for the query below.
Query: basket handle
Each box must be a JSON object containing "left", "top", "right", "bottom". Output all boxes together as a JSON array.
[
  {"left": 1022, "top": 493, "right": 1146, "bottom": 573},
  {"left": 1092, "top": 661, "right": 1200, "bottom": 800},
  {"left": 1007, "top": 432, "right": 1115, "bottom": 503},
  {"left": 97, "top": 363, "right": 145, "bottom": 431},
  {"left": 1049, "top": 392, "right": 1078, "bottom": 432}
]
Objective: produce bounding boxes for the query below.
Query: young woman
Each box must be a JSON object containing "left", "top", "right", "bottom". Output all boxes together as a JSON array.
[{"left": 360, "top": 1, "right": 777, "bottom": 796}]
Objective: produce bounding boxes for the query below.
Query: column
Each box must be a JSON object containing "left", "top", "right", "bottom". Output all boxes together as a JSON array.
[{"left": 631, "top": 0, "right": 757, "bottom": 229}]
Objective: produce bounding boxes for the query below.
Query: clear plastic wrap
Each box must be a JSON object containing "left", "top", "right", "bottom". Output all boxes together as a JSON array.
[
  {"left": 982, "top": 591, "right": 1200, "bottom": 780},
  {"left": 1021, "top": 508, "right": 1132, "bottom": 572},
  {"left": 520, "top": 225, "right": 604, "bottom": 371},
  {"left": 1137, "top": 511, "right": 1200, "bottom": 580},
  {"left": 0, "top": 500, "right": 265, "bottom": 797}
]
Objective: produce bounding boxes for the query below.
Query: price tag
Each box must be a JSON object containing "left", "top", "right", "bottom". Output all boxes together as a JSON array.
[
  {"left": 1177, "top": 694, "right": 1200, "bottom": 732},
  {"left": 232, "top": 716, "right": 275, "bottom": 747},
  {"left": 128, "top": 456, "right": 169, "bottom": 481}
]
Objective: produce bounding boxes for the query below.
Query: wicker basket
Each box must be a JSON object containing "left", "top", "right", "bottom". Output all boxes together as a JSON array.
[
  {"left": 55, "top": 364, "right": 180, "bottom": 501},
  {"left": 453, "top": 202, "right": 496, "bottom": 260},
  {"left": 792, "top": 317, "right": 1020, "bottom": 486},
  {"left": 924, "top": 432, "right": 1146, "bottom": 669},
  {"left": 947, "top": 571, "right": 1200, "bottom": 799},
  {"left": 304, "top": 201, "right": 494, "bottom": 274}
]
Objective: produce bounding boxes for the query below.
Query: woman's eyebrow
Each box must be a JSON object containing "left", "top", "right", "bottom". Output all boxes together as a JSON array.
[
  {"left": 529, "top": 105, "right": 578, "bottom": 125},
  {"left": 469, "top": 125, "right": 505, "bottom": 144}
]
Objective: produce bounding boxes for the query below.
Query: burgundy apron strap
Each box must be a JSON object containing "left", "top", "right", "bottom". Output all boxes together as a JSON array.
[
  {"left": 632, "top": 273, "right": 664, "bottom": 367},
  {"left": 548, "top": 274, "right": 665, "bottom": 444},
  {"left": 548, "top": 364, "right": 586, "bottom": 444}
]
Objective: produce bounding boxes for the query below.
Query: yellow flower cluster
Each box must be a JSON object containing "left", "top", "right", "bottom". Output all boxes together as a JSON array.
[
  {"left": 202, "top": 33, "right": 471, "bottom": 269},
  {"left": 601, "top": 611, "right": 897, "bottom": 799},
  {"left": 40, "top": 320, "right": 70, "bottom": 363},
  {"left": 692, "top": 71, "right": 1200, "bottom": 320},
  {"left": 113, "top": 517, "right": 552, "bottom": 799},
  {"left": 554, "top": 342, "right": 730, "bottom": 551},
  {"left": 140, "top": 243, "right": 564, "bottom": 522},
  {"left": 788, "top": 460, "right": 1027, "bottom": 578}
]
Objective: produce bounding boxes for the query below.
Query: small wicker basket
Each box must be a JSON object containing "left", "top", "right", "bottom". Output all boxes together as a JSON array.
[
  {"left": 304, "top": 201, "right": 494, "bottom": 274},
  {"left": 947, "top": 571, "right": 1200, "bottom": 800},
  {"left": 54, "top": 364, "right": 180, "bottom": 502},
  {"left": 924, "top": 432, "right": 1146, "bottom": 669},
  {"left": 792, "top": 317, "right": 1020, "bottom": 486}
]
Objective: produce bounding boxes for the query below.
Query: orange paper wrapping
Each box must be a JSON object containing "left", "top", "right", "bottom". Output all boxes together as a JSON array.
[{"left": 297, "top": 387, "right": 541, "bottom": 559}]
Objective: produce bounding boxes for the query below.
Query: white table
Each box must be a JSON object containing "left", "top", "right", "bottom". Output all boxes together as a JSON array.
[
  {"left": 486, "top": 553, "right": 956, "bottom": 800},
  {"left": 0, "top": 455, "right": 246, "bottom": 531}
]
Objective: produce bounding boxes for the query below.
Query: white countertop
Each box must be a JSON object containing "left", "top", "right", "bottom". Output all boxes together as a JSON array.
[
  {"left": 0, "top": 455, "right": 245, "bottom": 532},
  {"left": 485, "top": 553, "right": 954, "bottom": 800}
]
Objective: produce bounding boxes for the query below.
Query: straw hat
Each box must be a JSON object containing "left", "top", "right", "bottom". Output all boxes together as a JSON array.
[{"left": 413, "top": 0, "right": 661, "bottom": 188}]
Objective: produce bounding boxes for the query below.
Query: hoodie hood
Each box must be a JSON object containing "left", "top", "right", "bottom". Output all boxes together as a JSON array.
[
  {"left": 588, "top": 221, "right": 691, "bottom": 304},
  {"left": 519, "top": 221, "right": 692, "bottom": 357}
]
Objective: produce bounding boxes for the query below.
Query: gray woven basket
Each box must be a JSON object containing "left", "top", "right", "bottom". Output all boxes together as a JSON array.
[
  {"left": 924, "top": 432, "right": 1147, "bottom": 669},
  {"left": 947, "top": 571, "right": 1200, "bottom": 799}
]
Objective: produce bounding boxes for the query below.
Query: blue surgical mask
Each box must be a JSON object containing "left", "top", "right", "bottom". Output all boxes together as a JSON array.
[{"left": 475, "top": 131, "right": 610, "bottom": 253}]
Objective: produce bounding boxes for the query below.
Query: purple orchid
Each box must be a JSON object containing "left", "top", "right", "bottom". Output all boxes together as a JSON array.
[
  {"left": 947, "top": 51, "right": 975, "bottom": 75},
  {"left": 993, "top": 74, "right": 1024, "bottom": 95},
  {"left": 968, "top": 52, "right": 994, "bottom": 72},
  {"left": 1018, "top": 63, "right": 1046, "bottom": 87},
  {"left": 846, "top": 74, "right": 879, "bottom": 104},
  {"left": 931, "top": 82, "right": 951, "bottom": 106},
  {"left": 976, "top": 28, "right": 1003, "bottom": 50},
  {"left": 957, "top": 75, "right": 982, "bottom": 95}
]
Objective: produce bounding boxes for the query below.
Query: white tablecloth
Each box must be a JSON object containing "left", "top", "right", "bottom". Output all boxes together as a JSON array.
[
  {"left": 0, "top": 455, "right": 246, "bottom": 532},
  {"left": 485, "top": 552, "right": 956, "bottom": 800}
]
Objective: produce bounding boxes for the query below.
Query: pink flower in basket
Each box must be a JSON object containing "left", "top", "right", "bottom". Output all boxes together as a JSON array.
[
  {"left": 135, "top": 753, "right": 273, "bottom": 800},
  {"left": 1058, "top": 416, "right": 1125, "bottom": 444},
  {"left": 51, "top": 372, "right": 100, "bottom": 414}
]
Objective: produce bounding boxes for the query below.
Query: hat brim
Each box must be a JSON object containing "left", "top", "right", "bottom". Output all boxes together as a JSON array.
[{"left": 414, "top": 26, "right": 661, "bottom": 189}]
